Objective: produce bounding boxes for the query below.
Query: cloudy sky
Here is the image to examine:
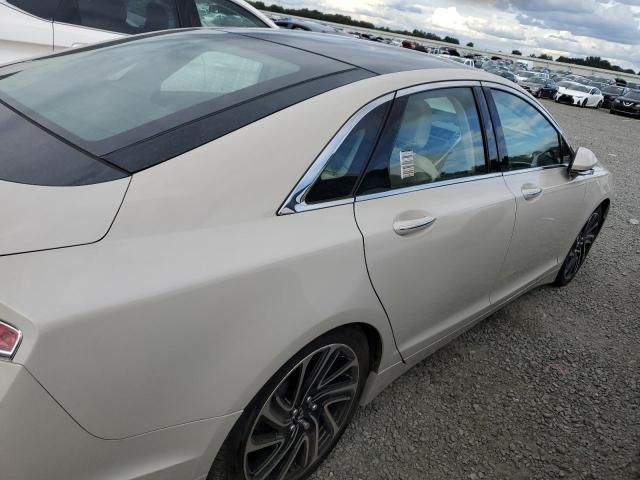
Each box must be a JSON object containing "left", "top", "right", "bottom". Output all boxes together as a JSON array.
[{"left": 273, "top": 0, "right": 640, "bottom": 71}]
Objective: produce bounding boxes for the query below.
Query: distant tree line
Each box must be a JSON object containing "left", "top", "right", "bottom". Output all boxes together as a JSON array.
[
  {"left": 556, "top": 56, "right": 636, "bottom": 75},
  {"left": 249, "top": 2, "right": 461, "bottom": 44},
  {"left": 250, "top": 2, "right": 637, "bottom": 74},
  {"left": 249, "top": 2, "right": 376, "bottom": 29}
]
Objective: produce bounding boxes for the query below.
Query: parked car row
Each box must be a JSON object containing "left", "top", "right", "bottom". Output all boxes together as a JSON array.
[
  {"left": 477, "top": 59, "right": 640, "bottom": 118},
  {"left": 550, "top": 74, "right": 640, "bottom": 117}
]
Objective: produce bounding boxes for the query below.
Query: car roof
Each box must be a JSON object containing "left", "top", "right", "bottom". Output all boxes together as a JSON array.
[
  {"left": 224, "top": 28, "right": 457, "bottom": 75},
  {"left": 0, "top": 29, "right": 479, "bottom": 173}
]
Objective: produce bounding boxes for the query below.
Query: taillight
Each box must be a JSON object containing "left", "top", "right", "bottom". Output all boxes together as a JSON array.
[{"left": 0, "top": 321, "right": 21, "bottom": 358}]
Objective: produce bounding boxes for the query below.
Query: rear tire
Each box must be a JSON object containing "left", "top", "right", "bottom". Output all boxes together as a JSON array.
[
  {"left": 554, "top": 206, "right": 606, "bottom": 287},
  {"left": 208, "top": 327, "right": 370, "bottom": 480}
]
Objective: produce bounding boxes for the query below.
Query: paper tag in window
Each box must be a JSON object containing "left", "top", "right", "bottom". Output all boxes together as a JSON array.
[{"left": 400, "top": 150, "right": 415, "bottom": 180}]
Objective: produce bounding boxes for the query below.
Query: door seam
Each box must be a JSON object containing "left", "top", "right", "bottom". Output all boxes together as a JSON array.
[
  {"left": 488, "top": 174, "right": 518, "bottom": 304},
  {"left": 351, "top": 202, "right": 406, "bottom": 363}
]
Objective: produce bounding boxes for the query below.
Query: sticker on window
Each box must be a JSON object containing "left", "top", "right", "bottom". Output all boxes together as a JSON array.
[{"left": 400, "top": 150, "right": 415, "bottom": 179}]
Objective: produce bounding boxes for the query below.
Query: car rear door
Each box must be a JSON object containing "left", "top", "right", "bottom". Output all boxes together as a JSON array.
[
  {"left": 483, "top": 84, "right": 588, "bottom": 302},
  {"left": 52, "top": 0, "right": 182, "bottom": 51},
  {"left": 353, "top": 83, "right": 516, "bottom": 363}
]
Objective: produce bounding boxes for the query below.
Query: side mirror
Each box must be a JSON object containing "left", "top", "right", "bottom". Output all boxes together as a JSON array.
[{"left": 568, "top": 147, "right": 598, "bottom": 175}]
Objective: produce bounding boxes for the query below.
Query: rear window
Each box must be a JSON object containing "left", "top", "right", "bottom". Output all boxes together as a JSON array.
[
  {"left": 0, "top": 31, "right": 350, "bottom": 157},
  {"left": 7, "top": 0, "right": 59, "bottom": 19}
]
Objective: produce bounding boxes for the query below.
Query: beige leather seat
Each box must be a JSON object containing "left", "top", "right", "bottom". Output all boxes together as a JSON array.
[{"left": 389, "top": 94, "right": 440, "bottom": 185}]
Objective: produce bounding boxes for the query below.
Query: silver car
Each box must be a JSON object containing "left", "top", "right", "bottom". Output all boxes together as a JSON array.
[{"left": 0, "top": 29, "right": 611, "bottom": 480}]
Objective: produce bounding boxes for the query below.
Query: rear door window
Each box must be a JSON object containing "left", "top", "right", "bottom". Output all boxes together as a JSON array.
[
  {"left": 358, "top": 87, "right": 487, "bottom": 195},
  {"left": 55, "top": 0, "right": 180, "bottom": 34}
]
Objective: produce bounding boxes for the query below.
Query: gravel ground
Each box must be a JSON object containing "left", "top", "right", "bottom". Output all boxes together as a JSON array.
[{"left": 311, "top": 101, "right": 640, "bottom": 480}]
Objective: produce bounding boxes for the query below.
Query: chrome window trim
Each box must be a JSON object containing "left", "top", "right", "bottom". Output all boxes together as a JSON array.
[
  {"left": 397, "top": 80, "right": 481, "bottom": 98},
  {"left": 502, "top": 164, "right": 568, "bottom": 176},
  {"left": 277, "top": 93, "right": 395, "bottom": 216},
  {"left": 356, "top": 172, "right": 503, "bottom": 203}
]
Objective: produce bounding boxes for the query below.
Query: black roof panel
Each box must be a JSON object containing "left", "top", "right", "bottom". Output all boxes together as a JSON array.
[{"left": 229, "top": 29, "right": 459, "bottom": 75}]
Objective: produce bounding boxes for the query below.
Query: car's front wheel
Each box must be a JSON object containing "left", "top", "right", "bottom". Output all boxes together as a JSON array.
[
  {"left": 209, "top": 327, "right": 370, "bottom": 480},
  {"left": 554, "top": 206, "right": 606, "bottom": 287}
]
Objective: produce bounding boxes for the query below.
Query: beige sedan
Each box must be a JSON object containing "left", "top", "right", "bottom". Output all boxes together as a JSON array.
[{"left": 0, "top": 29, "right": 610, "bottom": 480}]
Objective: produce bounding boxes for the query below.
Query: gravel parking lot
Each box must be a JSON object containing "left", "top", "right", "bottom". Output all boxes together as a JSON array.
[{"left": 311, "top": 101, "right": 640, "bottom": 480}]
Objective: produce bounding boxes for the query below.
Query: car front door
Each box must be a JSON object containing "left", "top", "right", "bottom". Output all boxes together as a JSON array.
[
  {"left": 485, "top": 85, "right": 588, "bottom": 303},
  {"left": 52, "top": 0, "right": 182, "bottom": 52},
  {"left": 354, "top": 84, "right": 516, "bottom": 362}
]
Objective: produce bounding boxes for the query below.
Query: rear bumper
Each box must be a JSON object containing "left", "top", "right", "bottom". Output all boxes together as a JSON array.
[{"left": 0, "top": 361, "right": 240, "bottom": 480}]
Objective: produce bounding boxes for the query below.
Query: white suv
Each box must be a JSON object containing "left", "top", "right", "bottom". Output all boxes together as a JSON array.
[{"left": 0, "top": 0, "right": 276, "bottom": 64}]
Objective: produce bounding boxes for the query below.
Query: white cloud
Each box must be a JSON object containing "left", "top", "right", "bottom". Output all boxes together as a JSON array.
[{"left": 274, "top": 0, "right": 640, "bottom": 71}]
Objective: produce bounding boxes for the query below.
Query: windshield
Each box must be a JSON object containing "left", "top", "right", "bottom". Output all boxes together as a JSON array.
[
  {"left": 627, "top": 90, "right": 640, "bottom": 100},
  {"left": 572, "top": 85, "right": 591, "bottom": 93},
  {"left": 528, "top": 78, "right": 545, "bottom": 84},
  {"left": 603, "top": 86, "right": 624, "bottom": 95},
  {"left": 195, "top": 0, "right": 267, "bottom": 27}
]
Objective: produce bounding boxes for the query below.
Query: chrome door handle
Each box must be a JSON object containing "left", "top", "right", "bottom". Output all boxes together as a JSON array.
[
  {"left": 393, "top": 217, "right": 436, "bottom": 236},
  {"left": 522, "top": 185, "right": 543, "bottom": 200}
]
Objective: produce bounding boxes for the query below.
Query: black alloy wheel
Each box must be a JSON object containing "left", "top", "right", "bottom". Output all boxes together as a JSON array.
[
  {"left": 209, "top": 328, "right": 369, "bottom": 480},
  {"left": 554, "top": 206, "right": 605, "bottom": 286}
]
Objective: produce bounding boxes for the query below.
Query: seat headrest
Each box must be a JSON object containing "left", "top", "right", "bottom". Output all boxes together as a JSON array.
[
  {"left": 396, "top": 95, "right": 433, "bottom": 150},
  {"left": 144, "top": 2, "right": 170, "bottom": 31}
]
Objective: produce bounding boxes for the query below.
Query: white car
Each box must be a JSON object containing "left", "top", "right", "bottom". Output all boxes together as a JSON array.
[
  {"left": 516, "top": 70, "right": 549, "bottom": 84},
  {"left": 447, "top": 56, "right": 475, "bottom": 68},
  {"left": 0, "top": 0, "right": 276, "bottom": 64},
  {"left": 555, "top": 84, "right": 604, "bottom": 108},
  {"left": 0, "top": 30, "right": 611, "bottom": 480}
]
